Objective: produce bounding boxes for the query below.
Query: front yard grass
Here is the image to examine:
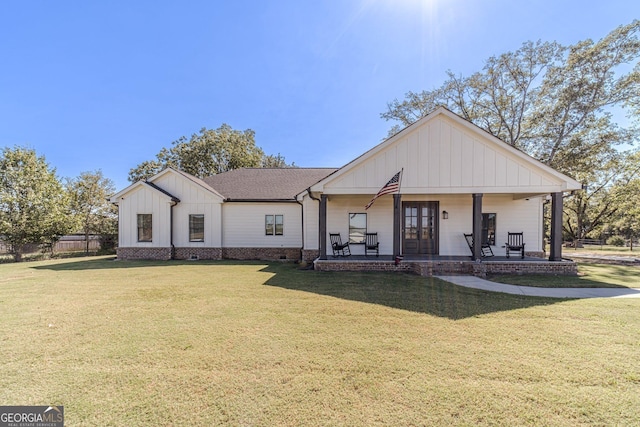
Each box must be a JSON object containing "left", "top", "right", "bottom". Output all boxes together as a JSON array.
[
  {"left": 489, "top": 262, "right": 640, "bottom": 288},
  {"left": 1, "top": 256, "right": 639, "bottom": 426}
]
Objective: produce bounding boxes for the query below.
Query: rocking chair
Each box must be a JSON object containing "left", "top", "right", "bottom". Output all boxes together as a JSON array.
[
  {"left": 505, "top": 232, "right": 526, "bottom": 259},
  {"left": 329, "top": 233, "right": 351, "bottom": 257},
  {"left": 464, "top": 233, "right": 494, "bottom": 258},
  {"left": 365, "top": 233, "right": 379, "bottom": 257}
]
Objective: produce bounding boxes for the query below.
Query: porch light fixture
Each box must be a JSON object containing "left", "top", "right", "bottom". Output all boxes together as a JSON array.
[{"left": 442, "top": 210, "right": 448, "bottom": 220}]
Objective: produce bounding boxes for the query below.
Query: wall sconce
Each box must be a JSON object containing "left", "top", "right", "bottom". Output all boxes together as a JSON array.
[{"left": 442, "top": 210, "right": 448, "bottom": 220}]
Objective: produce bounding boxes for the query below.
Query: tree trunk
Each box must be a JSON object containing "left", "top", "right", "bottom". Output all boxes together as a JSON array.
[{"left": 13, "top": 244, "right": 23, "bottom": 262}]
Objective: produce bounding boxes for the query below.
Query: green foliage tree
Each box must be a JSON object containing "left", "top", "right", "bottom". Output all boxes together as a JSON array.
[
  {"left": 128, "top": 124, "right": 294, "bottom": 182},
  {"left": 561, "top": 151, "right": 627, "bottom": 241},
  {"left": 262, "top": 153, "right": 296, "bottom": 168},
  {"left": 383, "top": 20, "right": 640, "bottom": 241},
  {"left": 606, "top": 151, "right": 640, "bottom": 249},
  {"left": 67, "top": 170, "right": 118, "bottom": 254},
  {"left": 0, "top": 146, "right": 73, "bottom": 261}
]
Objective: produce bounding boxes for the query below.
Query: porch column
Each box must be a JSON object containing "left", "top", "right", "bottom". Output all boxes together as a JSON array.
[
  {"left": 472, "top": 193, "right": 483, "bottom": 260},
  {"left": 393, "top": 194, "right": 402, "bottom": 257},
  {"left": 549, "top": 192, "right": 563, "bottom": 261},
  {"left": 319, "top": 194, "right": 327, "bottom": 260}
]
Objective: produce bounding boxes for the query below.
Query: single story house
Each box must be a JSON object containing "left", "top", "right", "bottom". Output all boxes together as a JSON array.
[{"left": 112, "top": 107, "right": 582, "bottom": 275}]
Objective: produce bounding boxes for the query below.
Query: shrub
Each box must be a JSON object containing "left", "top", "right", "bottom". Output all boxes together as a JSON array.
[{"left": 607, "top": 235, "right": 626, "bottom": 247}]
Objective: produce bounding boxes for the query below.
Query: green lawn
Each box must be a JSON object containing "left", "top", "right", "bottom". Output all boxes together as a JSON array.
[
  {"left": 1, "top": 257, "right": 639, "bottom": 426},
  {"left": 563, "top": 244, "right": 639, "bottom": 256},
  {"left": 489, "top": 263, "right": 640, "bottom": 288}
]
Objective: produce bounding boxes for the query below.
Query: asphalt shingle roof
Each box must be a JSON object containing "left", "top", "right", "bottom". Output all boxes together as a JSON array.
[{"left": 203, "top": 168, "right": 337, "bottom": 200}]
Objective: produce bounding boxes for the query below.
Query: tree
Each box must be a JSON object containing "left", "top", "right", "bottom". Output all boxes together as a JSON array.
[
  {"left": 383, "top": 20, "right": 640, "bottom": 241},
  {"left": 67, "top": 170, "right": 118, "bottom": 254},
  {"left": 128, "top": 124, "right": 294, "bottom": 182},
  {"left": 262, "top": 153, "right": 296, "bottom": 168},
  {"left": 606, "top": 151, "right": 640, "bottom": 249},
  {"left": 0, "top": 147, "right": 73, "bottom": 261},
  {"left": 384, "top": 40, "right": 564, "bottom": 149},
  {"left": 384, "top": 21, "right": 640, "bottom": 173}
]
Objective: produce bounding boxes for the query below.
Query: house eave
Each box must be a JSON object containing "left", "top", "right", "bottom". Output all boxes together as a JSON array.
[
  {"left": 224, "top": 198, "right": 299, "bottom": 203},
  {"left": 110, "top": 180, "right": 180, "bottom": 203},
  {"left": 319, "top": 186, "right": 579, "bottom": 196}
]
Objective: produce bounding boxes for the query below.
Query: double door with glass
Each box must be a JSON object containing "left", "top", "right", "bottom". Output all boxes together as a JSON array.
[{"left": 402, "top": 202, "right": 439, "bottom": 255}]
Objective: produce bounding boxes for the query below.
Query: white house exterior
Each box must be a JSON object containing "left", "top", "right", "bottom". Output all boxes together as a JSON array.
[
  {"left": 112, "top": 167, "right": 335, "bottom": 261},
  {"left": 301, "top": 107, "right": 582, "bottom": 264},
  {"left": 112, "top": 107, "right": 582, "bottom": 275}
]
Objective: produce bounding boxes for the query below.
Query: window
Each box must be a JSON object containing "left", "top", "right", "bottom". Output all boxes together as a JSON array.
[
  {"left": 482, "top": 213, "right": 496, "bottom": 245},
  {"left": 265, "top": 214, "right": 284, "bottom": 236},
  {"left": 189, "top": 214, "right": 204, "bottom": 242},
  {"left": 137, "top": 214, "right": 152, "bottom": 242},
  {"left": 275, "top": 215, "right": 283, "bottom": 235},
  {"left": 349, "top": 213, "right": 367, "bottom": 243}
]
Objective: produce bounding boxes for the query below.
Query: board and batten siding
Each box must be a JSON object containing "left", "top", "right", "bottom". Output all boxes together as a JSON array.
[
  {"left": 117, "top": 186, "right": 172, "bottom": 248},
  {"left": 321, "top": 115, "right": 568, "bottom": 195},
  {"left": 153, "top": 173, "right": 223, "bottom": 247},
  {"left": 322, "top": 194, "right": 543, "bottom": 257},
  {"left": 438, "top": 194, "right": 543, "bottom": 256},
  {"left": 222, "top": 202, "right": 303, "bottom": 248},
  {"left": 302, "top": 195, "right": 320, "bottom": 250},
  {"left": 325, "top": 195, "right": 394, "bottom": 256}
]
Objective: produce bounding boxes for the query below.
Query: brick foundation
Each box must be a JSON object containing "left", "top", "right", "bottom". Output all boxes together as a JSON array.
[
  {"left": 314, "top": 259, "right": 416, "bottom": 273},
  {"left": 117, "top": 247, "right": 172, "bottom": 260},
  {"left": 222, "top": 247, "right": 301, "bottom": 261},
  {"left": 481, "top": 260, "right": 577, "bottom": 277},
  {"left": 302, "top": 249, "right": 320, "bottom": 263},
  {"left": 314, "top": 259, "right": 577, "bottom": 277},
  {"left": 117, "top": 246, "right": 300, "bottom": 261},
  {"left": 174, "top": 247, "right": 222, "bottom": 260}
]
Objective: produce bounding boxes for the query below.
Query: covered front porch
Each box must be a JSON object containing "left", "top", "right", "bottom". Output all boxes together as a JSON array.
[
  {"left": 315, "top": 192, "right": 567, "bottom": 264},
  {"left": 302, "top": 107, "right": 583, "bottom": 274}
]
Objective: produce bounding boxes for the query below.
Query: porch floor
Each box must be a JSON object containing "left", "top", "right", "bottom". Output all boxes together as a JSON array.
[{"left": 325, "top": 255, "right": 550, "bottom": 262}]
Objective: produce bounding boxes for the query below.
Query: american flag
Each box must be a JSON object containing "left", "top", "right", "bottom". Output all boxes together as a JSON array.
[{"left": 365, "top": 170, "right": 402, "bottom": 210}]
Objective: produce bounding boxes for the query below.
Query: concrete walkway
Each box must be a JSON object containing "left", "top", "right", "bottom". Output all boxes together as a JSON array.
[{"left": 436, "top": 276, "right": 640, "bottom": 299}]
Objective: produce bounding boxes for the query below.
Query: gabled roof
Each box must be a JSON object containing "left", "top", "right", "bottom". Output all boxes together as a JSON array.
[
  {"left": 153, "top": 167, "right": 225, "bottom": 199},
  {"left": 144, "top": 181, "right": 180, "bottom": 202},
  {"left": 110, "top": 180, "right": 180, "bottom": 203},
  {"left": 309, "top": 106, "right": 582, "bottom": 195},
  {"left": 204, "top": 168, "right": 336, "bottom": 201}
]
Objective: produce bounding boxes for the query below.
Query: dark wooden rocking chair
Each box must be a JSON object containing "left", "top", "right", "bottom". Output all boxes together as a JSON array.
[
  {"left": 464, "top": 233, "right": 494, "bottom": 258},
  {"left": 329, "top": 233, "right": 351, "bottom": 257},
  {"left": 365, "top": 233, "right": 379, "bottom": 257},
  {"left": 505, "top": 232, "right": 526, "bottom": 259}
]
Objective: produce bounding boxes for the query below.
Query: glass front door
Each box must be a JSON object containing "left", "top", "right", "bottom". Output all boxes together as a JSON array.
[{"left": 402, "top": 202, "right": 439, "bottom": 255}]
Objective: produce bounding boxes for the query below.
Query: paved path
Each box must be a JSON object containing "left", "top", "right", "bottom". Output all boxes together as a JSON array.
[{"left": 436, "top": 276, "right": 640, "bottom": 299}]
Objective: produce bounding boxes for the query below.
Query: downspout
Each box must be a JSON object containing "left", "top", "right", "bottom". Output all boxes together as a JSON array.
[
  {"left": 295, "top": 196, "right": 304, "bottom": 262},
  {"left": 170, "top": 200, "right": 178, "bottom": 260}
]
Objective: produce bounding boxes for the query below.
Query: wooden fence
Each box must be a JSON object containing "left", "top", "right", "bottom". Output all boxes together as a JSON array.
[{"left": 0, "top": 236, "right": 103, "bottom": 254}]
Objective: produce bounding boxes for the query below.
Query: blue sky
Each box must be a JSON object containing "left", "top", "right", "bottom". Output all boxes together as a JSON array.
[{"left": 1, "top": 0, "right": 638, "bottom": 190}]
